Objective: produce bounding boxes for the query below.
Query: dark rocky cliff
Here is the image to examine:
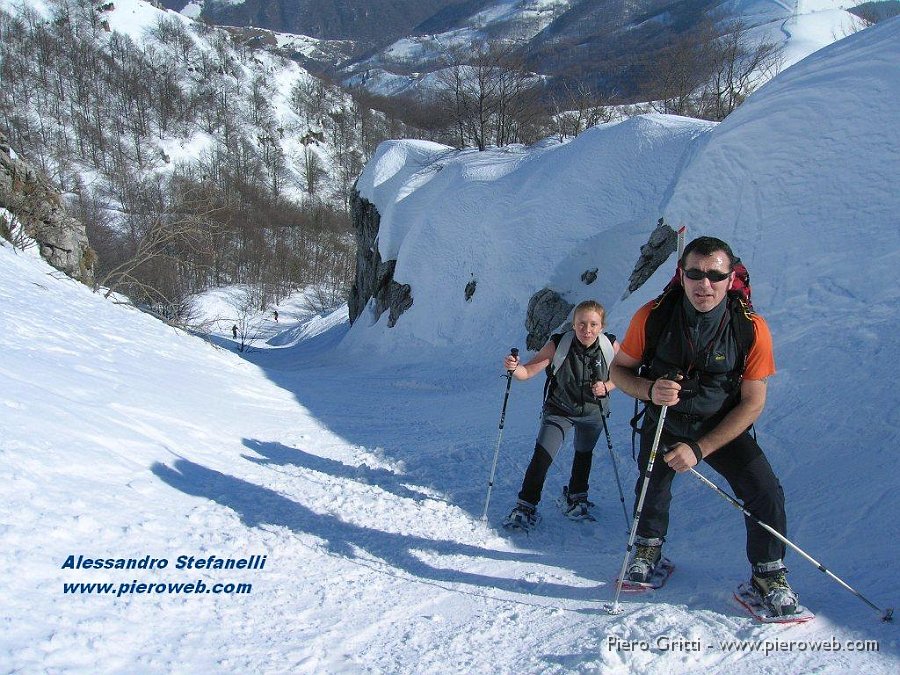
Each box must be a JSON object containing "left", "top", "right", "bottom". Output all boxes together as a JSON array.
[{"left": 348, "top": 190, "right": 412, "bottom": 327}]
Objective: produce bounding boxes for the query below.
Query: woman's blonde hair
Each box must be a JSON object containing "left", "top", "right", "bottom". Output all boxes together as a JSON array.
[{"left": 573, "top": 300, "right": 606, "bottom": 326}]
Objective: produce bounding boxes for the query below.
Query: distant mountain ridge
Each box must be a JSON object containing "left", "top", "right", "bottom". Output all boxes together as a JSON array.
[
  {"left": 171, "top": 0, "right": 888, "bottom": 99},
  {"left": 167, "top": 0, "right": 472, "bottom": 45},
  {"left": 168, "top": 0, "right": 715, "bottom": 89}
]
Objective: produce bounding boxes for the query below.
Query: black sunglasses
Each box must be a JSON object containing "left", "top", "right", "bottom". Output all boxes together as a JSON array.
[{"left": 683, "top": 268, "right": 731, "bottom": 283}]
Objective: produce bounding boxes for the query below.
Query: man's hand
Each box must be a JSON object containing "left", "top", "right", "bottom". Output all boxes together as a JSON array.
[
  {"left": 650, "top": 377, "right": 682, "bottom": 406},
  {"left": 664, "top": 443, "right": 700, "bottom": 473}
]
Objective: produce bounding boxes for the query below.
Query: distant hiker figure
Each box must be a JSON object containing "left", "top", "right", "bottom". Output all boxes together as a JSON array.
[
  {"left": 232, "top": 324, "right": 238, "bottom": 339},
  {"left": 273, "top": 310, "right": 278, "bottom": 322},
  {"left": 610, "top": 235, "right": 798, "bottom": 617},
  {"left": 502, "top": 300, "right": 619, "bottom": 531}
]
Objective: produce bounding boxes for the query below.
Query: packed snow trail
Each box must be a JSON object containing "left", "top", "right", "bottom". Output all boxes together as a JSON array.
[{"left": 3, "top": 241, "right": 897, "bottom": 672}]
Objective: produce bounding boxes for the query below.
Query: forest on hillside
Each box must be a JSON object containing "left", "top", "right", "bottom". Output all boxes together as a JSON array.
[{"left": 1, "top": 0, "right": 789, "bottom": 320}]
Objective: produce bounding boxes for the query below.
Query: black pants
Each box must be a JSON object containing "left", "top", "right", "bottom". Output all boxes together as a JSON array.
[
  {"left": 634, "top": 427, "right": 787, "bottom": 566},
  {"left": 518, "top": 412, "right": 604, "bottom": 506}
]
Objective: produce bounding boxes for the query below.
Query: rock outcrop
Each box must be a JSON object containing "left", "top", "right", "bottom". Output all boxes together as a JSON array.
[
  {"left": 0, "top": 131, "right": 95, "bottom": 284},
  {"left": 524, "top": 288, "right": 573, "bottom": 351},
  {"left": 623, "top": 218, "right": 677, "bottom": 297},
  {"left": 348, "top": 190, "right": 412, "bottom": 327}
]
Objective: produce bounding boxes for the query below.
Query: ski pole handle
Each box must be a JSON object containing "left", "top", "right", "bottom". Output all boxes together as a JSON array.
[
  {"left": 507, "top": 347, "right": 519, "bottom": 374},
  {"left": 499, "top": 347, "right": 518, "bottom": 429}
]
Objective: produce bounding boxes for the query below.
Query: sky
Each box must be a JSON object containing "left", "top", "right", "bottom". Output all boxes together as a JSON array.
[{"left": 1, "top": 5, "right": 899, "bottom": 675}]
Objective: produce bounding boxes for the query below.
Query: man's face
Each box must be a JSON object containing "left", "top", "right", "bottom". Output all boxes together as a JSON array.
[{"left": 681, "top": 250, "right": 734, "bottom": 313}]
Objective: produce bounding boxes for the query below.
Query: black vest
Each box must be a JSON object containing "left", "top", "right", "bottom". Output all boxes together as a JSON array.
[
  {"left": 544, "top": 332, "right": 613, "bottom": 418},
  {"left": 646, "top": 296, "right": 742, "bottom": 437}
]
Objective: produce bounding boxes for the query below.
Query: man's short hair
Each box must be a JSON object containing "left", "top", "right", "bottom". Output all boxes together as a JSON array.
[{"left": 680, "top": 236, "right": 736, "bottom": 270}]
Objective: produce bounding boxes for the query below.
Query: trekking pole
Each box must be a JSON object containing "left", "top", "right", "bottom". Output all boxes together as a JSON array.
[
  {"left": 592, "top": 371, "right": 630, "bottom": 531},
  {"left": 481, "top": 347, "right": 519, "bottom": 521},
  {"left": 600, "top": 412, "right": 630, "bottom": 531},
  {"left": 687, "top": 468, "right": 893, "bottom": 622},
  {"left": 607, "top": 404, "right": 669, "bottom": 614}
]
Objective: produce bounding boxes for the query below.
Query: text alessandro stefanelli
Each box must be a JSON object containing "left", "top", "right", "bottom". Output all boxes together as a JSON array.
[{"left": 61, "top": 554, "right": 267, "bottom": 570}]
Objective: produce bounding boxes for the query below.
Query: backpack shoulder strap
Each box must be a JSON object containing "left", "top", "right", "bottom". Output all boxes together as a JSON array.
[
  {"left": 728, "top": 295, "right": 756, "bottom": 381},
  {"left": 543, "top": 331, "right": 571, "bottom": 406},
  {"left": 596, "top": 332, "right": 614, "bottom": 372},
  {"left": 550, "top": 330, "right": 574, "bottom": 376},
  {"left": 642, "top": 285, "right": 683, "bottom": 369},
  {"left": 631, "top": 285, "right": 680, "bottom": 461}
]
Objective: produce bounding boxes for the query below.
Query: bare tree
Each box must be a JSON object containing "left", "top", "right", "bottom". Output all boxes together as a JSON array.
[
  {"left": 644, "top": 24, "right": 718, "bottom": 117},
  {"left": 643, "top": 14, "right": 784, "bottom": 121},
  {"left": 95, "top": 189, "right": 220, "bottom": 319},
  {"left": 834, "top": 13, "right": 873, "bottom": 39},
  {"left": 548, "top": 79, "right": 618, "bottom": 141},
  {"left": 701, "top": 20, "right": 783, "bottom": 120},
  {"left": 0, "top": 200, "right": 39, "bottom": 253},
  {"left": 436, "top": 41, "right": 544, "bottom": 150},
  {"left": 257, "top": 131, "right": 284, "bottom": 194},
  {"left": 300, "top": 143, "right": 326, "bottom": 196},
  {"left": 1, "top": 0, "right": 363, "bottom": 315},
  {"left": 289, "top": 75, "right": 332, "bottom": 124},
  {"left": 230, "top": 287, "right": 268, "bottom": 352}
]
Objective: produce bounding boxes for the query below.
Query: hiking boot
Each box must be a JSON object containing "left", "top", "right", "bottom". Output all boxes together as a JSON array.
[
  {"left": 626, "top": 544, "right": 662, "bottom": 582},
  {"left": 752, "top": 569, "right": 799, "bottom": 616},
  {"left": 561, "top": 486, "right": 595, "bottom": 521},
  {"left": 502, "top": 500, "right": 538, "bottom": 531}
]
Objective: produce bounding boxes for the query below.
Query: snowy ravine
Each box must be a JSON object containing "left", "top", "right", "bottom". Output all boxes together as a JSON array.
[{"left": 3, "top": 18, "right": 899, "bottom": 675}]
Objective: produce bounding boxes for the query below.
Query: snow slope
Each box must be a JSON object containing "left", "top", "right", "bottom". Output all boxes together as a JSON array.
[
  {"left": 723, "top": 0, "right": 875, "bottom": 70},
  {"left": 351, "top": 115, "right": 715, "bottom": 358},
  {"left": 2, "top": 16, "right": 899, "bottom": 675}
]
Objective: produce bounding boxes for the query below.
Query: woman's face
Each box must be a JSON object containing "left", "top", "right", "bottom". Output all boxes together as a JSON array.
[{"left": 573, "top": 309, "right": 603, "bottom": 347}]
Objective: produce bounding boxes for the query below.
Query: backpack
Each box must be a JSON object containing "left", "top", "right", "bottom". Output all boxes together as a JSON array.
[{"left": 630, "top": 259, "right": 757, "bottom": 454}]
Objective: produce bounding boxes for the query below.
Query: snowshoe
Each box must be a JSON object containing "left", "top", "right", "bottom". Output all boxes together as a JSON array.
[
  {"left": 735, "top": 580, "right": 814, "bottom": 624},
  {"left": 502, "top": 501, "right": 539, "bottom": 532},
  {"left": 617, "top": 546, "right": 674, "bottom": 592},
  {"left": 558, "top": 486, "right": 596, "bottom": 521}
]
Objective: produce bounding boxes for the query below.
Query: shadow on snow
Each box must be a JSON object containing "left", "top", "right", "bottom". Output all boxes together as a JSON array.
[{"left": 151, "top": 456, "right": 610, "bottom": 606}]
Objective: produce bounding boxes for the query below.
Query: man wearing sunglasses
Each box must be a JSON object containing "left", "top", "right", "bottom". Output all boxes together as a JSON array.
[{"left": 610, "top": 236, "right": 798, "bottom": 617}]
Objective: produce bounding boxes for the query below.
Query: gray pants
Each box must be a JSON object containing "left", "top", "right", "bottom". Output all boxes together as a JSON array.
[{"left": 518, "top": 412, "right": 605, "bottom": 506}]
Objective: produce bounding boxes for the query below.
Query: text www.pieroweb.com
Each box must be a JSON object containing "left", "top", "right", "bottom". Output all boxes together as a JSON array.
[{"left": 63, "top": 579, "right": 252, "bottom": 597}]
